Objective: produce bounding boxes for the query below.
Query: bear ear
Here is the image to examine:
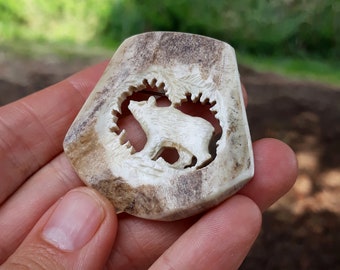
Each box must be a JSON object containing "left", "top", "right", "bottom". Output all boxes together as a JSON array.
[{"left": 147, "top": 95, "right": 156, "bottom": 105}]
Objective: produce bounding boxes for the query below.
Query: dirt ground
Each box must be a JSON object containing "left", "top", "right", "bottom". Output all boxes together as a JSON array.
[{"left": 1, "top": 51, "right": 339, "bottom": 269}]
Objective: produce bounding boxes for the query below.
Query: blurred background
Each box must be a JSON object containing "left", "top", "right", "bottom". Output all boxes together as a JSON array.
[{"left": 0, "top": 0, "right": 339, "bottom": 269}]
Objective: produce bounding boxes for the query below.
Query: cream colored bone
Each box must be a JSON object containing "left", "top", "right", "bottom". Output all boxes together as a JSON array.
[
  {"left": 63, "top": 32, "right": 255, "bottom": 221},
  {"left": 128, "top": 96, "right": 214, "bottom": 168}
]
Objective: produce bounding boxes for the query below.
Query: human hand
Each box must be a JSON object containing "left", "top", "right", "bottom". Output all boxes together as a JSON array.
[{"left": 0, "top": 61, "right": 297, "bottom": 269}]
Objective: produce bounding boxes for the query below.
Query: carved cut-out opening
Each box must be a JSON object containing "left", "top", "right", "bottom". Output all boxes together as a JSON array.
[
  {"left": 178, "top": 93, "right": 222, "bottom": 162},
  {"left": 112, "top": 79, "right": 222, "bottom": 169},
  {"left": 114, "top": 79, "right": 171, "bottom": 152},
  {"left": 185, "top": 156, "right": 197, "bottom": 169},
  {"left": 154, "top": 147, "right": 180, "bottom": 164},
  {"left": 178, "top": 93, "right": 221, "bottom": 134}
]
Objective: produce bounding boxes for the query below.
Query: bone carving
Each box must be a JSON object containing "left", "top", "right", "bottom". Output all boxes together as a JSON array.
[
  {"left": 63, "top": 32, "right": 254, "bottom": 221},
  {"left": 128, "top": 96, "right": 214, "bottom": 169}
]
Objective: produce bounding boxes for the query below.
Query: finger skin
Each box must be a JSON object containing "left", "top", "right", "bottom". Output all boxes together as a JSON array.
[
  {"left": 0, "top": 59, "right": 297, "bottom": 268},
  {"left": 0, "top": 154, "right": 83, "bottom": 264},
  {"left": 239, "top": 138, "right": 298, "bottom": 211},
  {"left": 0, "top": 139, "right": 297, "bottom": 268},
  {"left": 241, "top": 84, "right": 248, "bottom": 107},
  {"left": 1, "top": 187, "right": 117, "bottom": 270},
  {"left": 107, "top": 215, "right": 197, "bottom": 269},
  {"left": 0, "top": 61, "right": 108, "bottom": 204},
  {"left": 0, "top": 62, "right": 244, "bottom": 204},
  {"left": 150, "top": 195, "right": 262, "bottom": 270},
  {"left": 104, "top": 140, "right": 297, "bottom": 268}
]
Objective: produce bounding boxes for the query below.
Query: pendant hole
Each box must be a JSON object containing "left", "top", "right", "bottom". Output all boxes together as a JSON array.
[{"left": 156, "top": 147, "right": 180, "bottom": 164}]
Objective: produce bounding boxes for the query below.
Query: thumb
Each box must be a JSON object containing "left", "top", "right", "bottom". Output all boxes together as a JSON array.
[{"left": 2, "top": 187, "right": 117, "bottom": 269}]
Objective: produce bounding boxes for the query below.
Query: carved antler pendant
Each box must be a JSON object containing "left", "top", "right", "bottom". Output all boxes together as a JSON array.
[{"left": 63, "top": 32, "right": 254, "bottom": 221}]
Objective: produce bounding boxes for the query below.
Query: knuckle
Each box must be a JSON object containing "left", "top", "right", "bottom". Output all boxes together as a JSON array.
[{"left": 3, "top": 244, "right": 61, "bottom": 270}]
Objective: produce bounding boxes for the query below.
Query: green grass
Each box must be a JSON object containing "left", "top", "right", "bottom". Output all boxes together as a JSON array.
[
  {"left": 1, "top": 0, "right": 338, "bottom": 88},
  {"left": 238, "top": 53, "right": 340, "bottom": 87},
  {"left": 2, "top": 39, "right": 339, "bottom": 89},
  {"left": 0, "top": 0, "right": 114, "bottom": 45},
  {"left": 0, "top": 40, "right": 113, "bottom": 61}
]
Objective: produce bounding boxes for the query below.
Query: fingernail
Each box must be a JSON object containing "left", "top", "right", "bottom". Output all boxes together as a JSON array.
[{"left": 42, "top": 190, "right": 104, "bottom": 251}]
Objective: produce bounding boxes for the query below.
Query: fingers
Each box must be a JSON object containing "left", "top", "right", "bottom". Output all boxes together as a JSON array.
[
  {"left": 0, "top": 59, "right": 245, "bottom": 205},
  {"left": 241, "top": 83, "right": 248, "bottom": 106},
  {"left": 150, "top": 195, "right": 261, "bottom": 270},
  {"left": 104, "top": 139, "right": 297, "bottom": 268},
  {"left": 0, "top": 154, "right": 82, "bottom": 263},
  {"left": 107, "top": 215, "right": 196, "bottom": 269},
  {"left": 2, "top": 187, "right": 117, "bottom": 270},
  {"left": 239, "top": 138, "right": 298, "bottom": 211},
  {"left": 0, "top": 61, "right": 108, "bottom": 204}
]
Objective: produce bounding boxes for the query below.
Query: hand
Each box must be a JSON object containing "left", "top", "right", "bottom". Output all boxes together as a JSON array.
[{"left": 0, "top": 61, "right": 297, "bottom": 269}]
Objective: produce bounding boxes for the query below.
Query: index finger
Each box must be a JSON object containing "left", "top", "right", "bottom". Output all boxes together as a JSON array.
[{"left": 0, "top": 61, "right": 109, "bottom": 203}]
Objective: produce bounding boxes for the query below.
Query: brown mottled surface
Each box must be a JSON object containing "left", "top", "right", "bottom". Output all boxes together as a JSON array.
[
  {"left": 91, "top": 178, "right": 164, "bottom": 217},
  {"left": 62, "top": 33, "right": 252, "bottom": 221},
  {"left": 1, "top": 50, "right": 339, "bottom": 269}
]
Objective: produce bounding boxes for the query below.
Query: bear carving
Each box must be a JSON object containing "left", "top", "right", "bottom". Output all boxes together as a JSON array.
[{"left": 128, "top": 96, "right": 214, "bottom": 169}]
